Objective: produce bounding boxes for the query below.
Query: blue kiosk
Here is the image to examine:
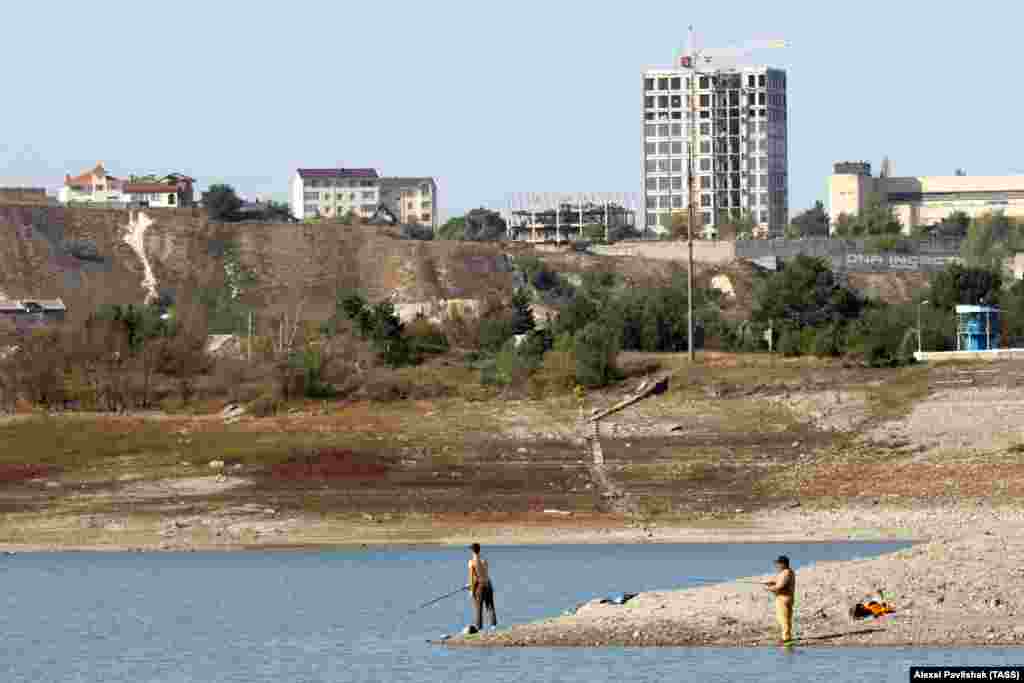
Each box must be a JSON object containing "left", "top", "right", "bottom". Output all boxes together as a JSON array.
[{"left": 955, "top": 305, "right": 1001, "bottom": 352}]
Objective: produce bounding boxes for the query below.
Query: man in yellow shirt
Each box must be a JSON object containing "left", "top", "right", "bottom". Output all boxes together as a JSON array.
[
  {"left": 764, "top": 555, "right": 796, "bottom": 644},
  {"left": 468, "top": 543, "right": 497, "bottom": 631}
]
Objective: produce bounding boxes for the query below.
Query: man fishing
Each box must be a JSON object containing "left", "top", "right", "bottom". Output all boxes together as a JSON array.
[
  {"left": 467, "top": 543, "right": 497, "bottom": 631},
  {"left": 763, "top": 555, "right": 796, "bottom": 644}
]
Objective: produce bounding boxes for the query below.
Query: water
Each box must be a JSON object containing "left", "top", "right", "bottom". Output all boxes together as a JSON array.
[{"left": 0, "top": 543, "right": 1018, "bottom": 682}]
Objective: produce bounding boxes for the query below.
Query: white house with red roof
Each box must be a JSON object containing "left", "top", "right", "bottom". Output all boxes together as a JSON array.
[
  {"left": 58, "top": 162, "right": 127, "bottom": 204},
  {"left": 59, "top": 164, "right": 195, "bottom": 207},
  {"left": 289, "top": 168, "right": 380, "bottom": 221}
]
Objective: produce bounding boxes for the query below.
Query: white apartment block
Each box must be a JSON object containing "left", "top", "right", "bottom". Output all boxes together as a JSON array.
[
  {"left": 290, "top": 168, "right": 380, "bottom": 221},
  {"left": 641, "top": 61, "right": 788, "bottom": 238}
]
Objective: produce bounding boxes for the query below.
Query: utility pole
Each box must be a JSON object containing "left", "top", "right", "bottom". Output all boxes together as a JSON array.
[
  {"left": 677, "top": 28, "right": 787, "bottom": 362},
  {"left": 686, "top": 25, "right": 697, "bottom": 362}
]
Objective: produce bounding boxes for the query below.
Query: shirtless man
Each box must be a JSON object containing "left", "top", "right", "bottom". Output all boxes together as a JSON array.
[
  {"left": 467, "top": 543, "right": 497, "bottom": 631},
  {"left": 764, "top": 555, "right": 796, "bottom": 644}
]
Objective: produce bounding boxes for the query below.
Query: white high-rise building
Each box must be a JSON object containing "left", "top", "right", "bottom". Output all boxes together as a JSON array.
[{"left": 641, "top": 58, "right": 788, "bottom": 238}]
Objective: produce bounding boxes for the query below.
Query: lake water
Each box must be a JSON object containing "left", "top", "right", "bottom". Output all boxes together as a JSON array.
[{"left": 0, "top": 543, "right": 1018, "bottom": 682}]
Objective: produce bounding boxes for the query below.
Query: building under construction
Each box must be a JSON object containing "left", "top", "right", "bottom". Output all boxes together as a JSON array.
[
  {"left": 642, "top": 36, "right": 789, "bottom": 238},
  {"left": 504, "top": 193, "right": 639, "bottom": 242}
]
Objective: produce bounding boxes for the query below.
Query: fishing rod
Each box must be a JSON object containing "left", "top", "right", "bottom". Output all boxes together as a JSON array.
[
  {"left": 407, "top": 586, "right": 469, "bottom": 615},
  {"left": 683, "top": 576, "right": 765, "bottom": 585}
]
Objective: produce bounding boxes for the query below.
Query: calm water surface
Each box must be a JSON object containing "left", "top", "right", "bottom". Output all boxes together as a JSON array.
[{"left": 0, "top": 543, "right": 1018, "bottom": 682}]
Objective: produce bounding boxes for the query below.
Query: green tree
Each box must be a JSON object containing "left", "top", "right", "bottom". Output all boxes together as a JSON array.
[
  {"left": 789, "top": 201, "right": 830, "bottom": 238},
  {"left": 753, "top": 255, "right": 865, "bottom": 328},
  {"left": 573, "top": 320, "right": 621, "bottom": 388},
  {"left": 961, "top": 211, "right": 1013, "bottom": 270},
  {"left": 329, "top": 292, "right": 413, "bottom": 367},
  {"left": 832, "top": 213, "right": 856, "bottom": 237},
  {"left": 509, "top": 289, "right": 536, "bottom": 335},
  {"left": 928, "top": 263, "right": 1003, "bottom": 310},
  {"left": 715, "top": 210, "right": 757, "bottom": 241},
  {"left": 202, "top": 184, "right": 243, "bottom": 222},
  {"left": 437, "top": 209, "right": 506, "bottom": 241},
  {"left": 853, "top": 193, "right": 902, "bottom": 235}
]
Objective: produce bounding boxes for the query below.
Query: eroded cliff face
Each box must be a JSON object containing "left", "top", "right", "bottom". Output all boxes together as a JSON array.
[{"left": 0, "top": 204, "right": 514, "bottom": 320}]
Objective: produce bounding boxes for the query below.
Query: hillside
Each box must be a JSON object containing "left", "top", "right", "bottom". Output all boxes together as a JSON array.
[{"left": 0, "top": 203, "right": 931, "bottom": 325}]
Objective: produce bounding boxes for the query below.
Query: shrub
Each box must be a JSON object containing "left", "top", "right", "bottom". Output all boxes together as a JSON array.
[{"left": 574, "top": 320, "right": 621, "bottom": 388}]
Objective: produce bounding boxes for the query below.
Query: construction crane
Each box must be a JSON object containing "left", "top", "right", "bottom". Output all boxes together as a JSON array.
[{"left": 675, "top": 27, "right": 788, "bottom": 362}]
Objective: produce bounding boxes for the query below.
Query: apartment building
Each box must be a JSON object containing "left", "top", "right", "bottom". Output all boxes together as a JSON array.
[
  {"left": 289, "top": 168, "right": 380, "bottom": 221},
  {"left": 829, "top": 161, "right": 1024, "bottom": 233},
  {"left": 378, "top": 177, "right": 437, "bottom": 229},
  {"left": 641, "top": 59, "right": 788, "bottom": 238}
]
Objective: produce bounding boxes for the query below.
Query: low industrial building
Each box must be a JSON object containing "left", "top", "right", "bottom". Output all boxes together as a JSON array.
[
  {"left": 828, "top": 161, "right": 1024, "bottom": 233},
  {"left": 505, "top": 193, "right": 638, "bottom": 242}
]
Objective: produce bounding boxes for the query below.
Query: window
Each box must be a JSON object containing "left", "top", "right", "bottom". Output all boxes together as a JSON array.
[
  {"left": 659, "top": 177, "right": 671, "bottom": 191},
  {"left": 748, "top": 74, "right": 756, "bottom": 88},
  {"left": 362, "top": 191, "right": 374, "bottom": 200},
  {"left": 700, "top": 194, "right": 711, "bottom": 207},
  {"left": 672, "top": 176, "right": 682, "bottom": 190},
  {"left": 670, "top": 95, "right": 681, "bottom": 108},
  {"left": 645, "top": 124, "right": 656, "bottom": 137},
  {"left": 657, "top": 124, "right": 669, "bottom": 137},
  {"left": 700, "top": 123, "right": 710, "bottom": 135},
  {"left": 645, "top": 112, "right": 655, "bottom": 121},
  {"left": 646, "top": 160, "right": 657, "bottom": 172},
  {"left": 670, "top": 123, "right": 682, "bottom": 136},
  {"left": 644, "top": 78, "right": 654, "bottom": 91},
  {"left": 699, "top": 94, "right": 710, "bottom": 107},
  {"left": 645, "top": 142, "right": 656, "bottom": 154},
  {"left": 658, "top": 77, "right": 668, "bottom": 90},
  {"left": 421, "top": 213, "right": 431, "bottom": 222},
  {"left": 658, "top": 95, "right": 668, "bottom": 108},
  {"left": 658, "top": 142, "right": 670, "bottom": 154},
  {"left": 749, "top": 175, "right": 758, "bottom": 189},
  {"left": 646, "top": 197, "right": 657, "bottom": 209},
  {"left": 700, "top": 175, "right": 711, "bottom": 189},
  {"left": 646, "top": 175, "right": 657, "bottom": 187},
  {"left": 700, "top": 141, "right": 710, "bottom": 154},
  {"left": 671, "top": 195, "right": 682, "bottom": 208},
  {"left": 657, "top": 159, "right": 669, "bottom": 172},
  {"left": 700, "top": 158, "right": 711, "bottom": 171},
  {"left": 699, "top": 76, "right": 709, "bottom": 89},
  {"left": 645, "top": 96, "right": 654, "bottom": 108},
  {"left": 758, "top": 74, "right": 766, "bottom": 87},
  {"left": 671, "top": 111, "right": 682, "bottom": 120},
  {"left": 168, "top": 194, "right": 175, "bottom": 205},
  {"left": 671, "top": 159, "right": 682, "bottom": 172},
  {"left": 671, "top": 141, "right": 682, "bottom": 154},
  {"left": 659, "top": 196, "right": 671, "bottom": 209},
  {"left": 670, "top": 77, "right": 681, "bottom": 90},
  {"left": 760, "top": 210, "right": 769, "bottom": 224}
]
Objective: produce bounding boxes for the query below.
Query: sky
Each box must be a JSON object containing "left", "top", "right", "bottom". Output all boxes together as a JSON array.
[{"left": 1, "top": 0, "right": 1020, "bottom": 221}]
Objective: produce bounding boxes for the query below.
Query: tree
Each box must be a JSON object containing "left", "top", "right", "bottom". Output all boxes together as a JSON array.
[
  {"left": 437, "top": 209, "right": 506, "bottom": 241},
  {"left": 753, "top": 255, "right": 865, "bottom": 328},
  {"left": 853, "top": 193, "right": 902, "bottom": 235},
  {"left": 670, "top": 211, "right": 695, "bottom": 240},
  {"left": 573, "top": 320, "right": 621, "bottom": 388},
  {"left": 928, "top": 263, "right": 1003, "bottom": 310},
  {"left": 203, "top": 184, "right": 243, "bottom": 222},
  {"left": 961, "top": 211, "right": 1013, "bottom": 270},
  {"left": 832, "top": 213, "right": 856, "bottom": 237},
  {"left": 509, "top": 289, "right": 536, "bottom": 335},
  {"left": 715, "top": 210, "right": 757, "bottom": 241},
  {"left": 789, "top": 201, "right": 830, "bottom": 238},
  {"left": 934, "top": 211, "right": 971, "bottom": 239}
]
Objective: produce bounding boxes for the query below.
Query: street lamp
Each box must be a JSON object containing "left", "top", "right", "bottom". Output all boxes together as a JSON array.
[{"left": 917, "top": 300, "right": 930, "bottom": 354}]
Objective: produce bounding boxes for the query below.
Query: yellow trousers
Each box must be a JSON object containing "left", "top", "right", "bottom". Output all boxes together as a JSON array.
[{"left": 775, "top": 595, "right": 794, "bottom": 642}]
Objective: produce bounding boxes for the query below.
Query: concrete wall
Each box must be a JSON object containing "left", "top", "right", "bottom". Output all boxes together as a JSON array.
[
  {"left": 592, "top": 240, "right": 736, "bottom": 263},
  {"left": 592, "top": 237, "right": 963, "bottom": 273}
]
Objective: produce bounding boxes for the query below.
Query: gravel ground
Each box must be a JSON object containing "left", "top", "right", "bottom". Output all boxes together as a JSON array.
[{"left": 445, "top": 504, "right": 1024, "bottom": 647}]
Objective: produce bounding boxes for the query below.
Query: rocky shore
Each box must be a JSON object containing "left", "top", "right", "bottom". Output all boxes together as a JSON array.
[{"left": 445, "top": 505, "right": 1024, "bottom": 648}]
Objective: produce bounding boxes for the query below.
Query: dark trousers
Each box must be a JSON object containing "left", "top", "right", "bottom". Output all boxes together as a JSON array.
[{"left": 473, "top": 582, "right": 497, "bottom": 629}]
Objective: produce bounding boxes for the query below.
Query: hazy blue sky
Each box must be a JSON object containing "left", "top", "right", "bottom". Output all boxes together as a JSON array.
[{"left": 1, "top": 0, "right": 1019, "bottom": 219}]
